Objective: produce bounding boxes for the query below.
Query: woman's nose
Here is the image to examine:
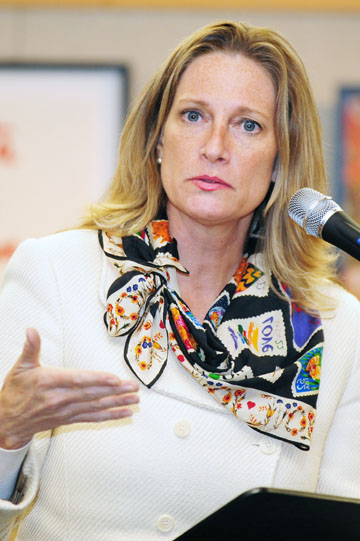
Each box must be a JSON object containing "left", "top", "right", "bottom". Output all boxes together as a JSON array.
[{"left": 200, "top": 123, "right": 230, "bottom": 163}]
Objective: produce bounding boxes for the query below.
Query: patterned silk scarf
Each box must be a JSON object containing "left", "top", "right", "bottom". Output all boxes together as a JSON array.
[{"left": 99, "top": 212, "right": 323, "bottom": 451}]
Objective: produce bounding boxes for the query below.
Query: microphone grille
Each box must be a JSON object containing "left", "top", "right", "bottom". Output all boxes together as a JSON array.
[{"left": 288, "top": 187, "right": 342, "bottom": 237}]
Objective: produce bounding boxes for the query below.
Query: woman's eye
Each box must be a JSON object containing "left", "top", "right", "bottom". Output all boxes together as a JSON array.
[
  {"left": 243, "top": 119, "right": 260, "bottom": 132},
  {"left": 184, "top": 110, "right": 201, "bottom": 122}
]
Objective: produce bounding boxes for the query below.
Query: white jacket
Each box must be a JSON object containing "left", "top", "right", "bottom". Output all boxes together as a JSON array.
[{"left": 0, "top": 229, "right": 359, "bottom": 540}]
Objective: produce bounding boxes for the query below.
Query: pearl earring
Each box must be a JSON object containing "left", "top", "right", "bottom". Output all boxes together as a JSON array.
[{"left": 157, "top": 157, "right": 162, "bottom": 165}]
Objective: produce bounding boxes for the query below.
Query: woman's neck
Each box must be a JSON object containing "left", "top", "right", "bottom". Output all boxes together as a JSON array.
[{"left": 167, "top": 205, "right": 253, "bottom": 322}]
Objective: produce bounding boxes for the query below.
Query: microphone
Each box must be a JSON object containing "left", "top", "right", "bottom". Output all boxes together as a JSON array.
[{"left": 288, "top": 187, "right": 360, "bottom": 261}]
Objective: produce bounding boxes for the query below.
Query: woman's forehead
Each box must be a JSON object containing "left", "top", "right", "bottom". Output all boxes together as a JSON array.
[{"left": 171, "top": 52, "right": 276, "bottom": 116}]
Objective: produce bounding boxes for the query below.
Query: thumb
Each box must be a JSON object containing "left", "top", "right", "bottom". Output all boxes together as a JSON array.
[{"left": 16, "top": 328, "right": 41, "bottom": 371}]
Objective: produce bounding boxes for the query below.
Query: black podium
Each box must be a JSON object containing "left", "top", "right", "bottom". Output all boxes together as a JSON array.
[{"left": 176, "top": 487, "right": 360, "bottom": 540}]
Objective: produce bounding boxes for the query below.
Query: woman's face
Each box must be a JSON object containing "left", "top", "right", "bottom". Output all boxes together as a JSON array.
[{"left": 157, "top": 52, "right": 278, "bottom": 231}]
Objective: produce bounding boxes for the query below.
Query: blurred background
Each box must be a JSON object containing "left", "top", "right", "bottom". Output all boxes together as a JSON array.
[{"left": 0, "top": 0, "right": 360, "bottom": 298}]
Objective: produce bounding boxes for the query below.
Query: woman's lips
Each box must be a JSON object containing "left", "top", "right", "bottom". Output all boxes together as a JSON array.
[{"left": 189, "top": 175, "right": 232, "bottom": 191}]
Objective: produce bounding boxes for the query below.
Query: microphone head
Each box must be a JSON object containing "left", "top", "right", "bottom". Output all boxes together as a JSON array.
[{"left": 288, "top": 187, "right": 342, "bottom": 238}]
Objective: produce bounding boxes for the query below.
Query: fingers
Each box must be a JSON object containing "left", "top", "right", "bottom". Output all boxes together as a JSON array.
[
  {"left": 35, "top": 367, "right": 140, "bottom": 395},
  {"left": 16, "top": 327, "right": 140, "bottom": 395},
  {"left": 39, "top": 382, "right": 140, "bottom": 414},
  {"left": 69, "top": 405, "right": 138, "bottom": 424},
  {"left": 48, "top": 390, "right": 140, "bottom": 422},
  {"left": 0, "top": 327, "right": 142, "bottom": 448},
  {"left": 15, "top": 328, "right": 41, "bottom": 371}
]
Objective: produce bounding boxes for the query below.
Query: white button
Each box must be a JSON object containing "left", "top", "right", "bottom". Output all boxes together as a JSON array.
[
  {"left": 174, "top": 420, "right": 191, "bottom": 438},
  {"left": 157, "top": 514, "right": 174, "bottom": 532},
  {"left": 259, "top": 440, "right": 278, "bottom": 455}
]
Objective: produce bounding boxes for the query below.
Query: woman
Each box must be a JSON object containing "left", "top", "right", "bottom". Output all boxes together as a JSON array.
[{"left": 0, "top": 20, "right": 359, "bottom": 540}]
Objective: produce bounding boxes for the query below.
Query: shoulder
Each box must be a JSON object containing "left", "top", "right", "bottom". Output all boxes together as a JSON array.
[
  {"left": 17, "top": 229, "right": 100, "bottom": 256},
  {"left": 321, "top": 282, "right": 360, "bottom": 366},
  {"left": 321, "top": 282, "right": 360, "bottom": 320},
  {"left": 3, "top": 230, "right": 103, "bottom": 292},
  {"left": 9, "top": 229, "right": 101, "bottom": 268}
]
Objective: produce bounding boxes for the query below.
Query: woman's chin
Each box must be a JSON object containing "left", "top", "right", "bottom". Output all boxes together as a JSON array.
[
  {"left": 167, "top": 198, "right": 249, "bottom": 228},
  {"left": 183, "top": 208, "right": 241, "bottom": 227}
]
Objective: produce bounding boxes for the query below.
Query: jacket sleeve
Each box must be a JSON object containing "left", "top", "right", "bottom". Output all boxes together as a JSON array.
[
  {"left": 0, "top": 238, "right": 63, "bottom": 536},
  {"left": 316, "top": 291, "right": 360, "bottom": 498}
]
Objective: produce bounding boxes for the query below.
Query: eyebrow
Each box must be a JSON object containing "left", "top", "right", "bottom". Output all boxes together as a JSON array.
[{"left": 176, "top": 98, "right": 272, "bottom": 121}]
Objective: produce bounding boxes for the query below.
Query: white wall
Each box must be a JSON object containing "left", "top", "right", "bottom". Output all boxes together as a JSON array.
[
  {"left": 1, "top": 9, "right": 359, "bottom": 106},
  {"left": 1, "top": 7, "right": 360, "bottom": 279}
]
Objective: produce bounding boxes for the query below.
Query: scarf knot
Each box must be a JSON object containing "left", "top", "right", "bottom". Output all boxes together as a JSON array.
[{"left": 105, "top": 270, "right": 168, "bottom": 337}]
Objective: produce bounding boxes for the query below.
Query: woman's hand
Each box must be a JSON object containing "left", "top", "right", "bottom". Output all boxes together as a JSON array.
[{"left": 0, "top": 329, "right": 140, "bottom": 450}]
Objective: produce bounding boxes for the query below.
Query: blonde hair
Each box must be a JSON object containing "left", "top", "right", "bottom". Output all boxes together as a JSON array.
[{"left": 81, "top": 20, "right": 339, "bottom": 312}]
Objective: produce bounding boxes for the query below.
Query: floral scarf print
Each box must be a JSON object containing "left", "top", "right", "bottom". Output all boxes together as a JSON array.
[{"left": 99, "top": 212, "right": 323, "bottom": 451}]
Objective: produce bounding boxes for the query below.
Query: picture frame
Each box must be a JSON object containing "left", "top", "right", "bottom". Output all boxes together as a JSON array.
[
  {"left": 336, "top": 87, "right": 360, "bottom": 216},
  {"left": 0, "top": 62, "right": 128, "bottom": 281},
  {"left": 336, "top": 87, "right": 360, "bottom": 298}
]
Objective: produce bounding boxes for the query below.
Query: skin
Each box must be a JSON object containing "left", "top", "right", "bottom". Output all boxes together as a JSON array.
[
  {"left": 0, "top": 329, "right": 139, "bottom": 450},
  {"left": 157, "top": 52, "right": 278, "bottom": 321}
]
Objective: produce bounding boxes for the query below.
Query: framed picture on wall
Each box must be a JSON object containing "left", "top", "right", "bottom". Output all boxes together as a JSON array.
[
  {"left": 337, "top": 87, "right": 360, "bottom": 298},
  {"left": 0, "top": 62, "right": 128, "bottom": 282}
]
